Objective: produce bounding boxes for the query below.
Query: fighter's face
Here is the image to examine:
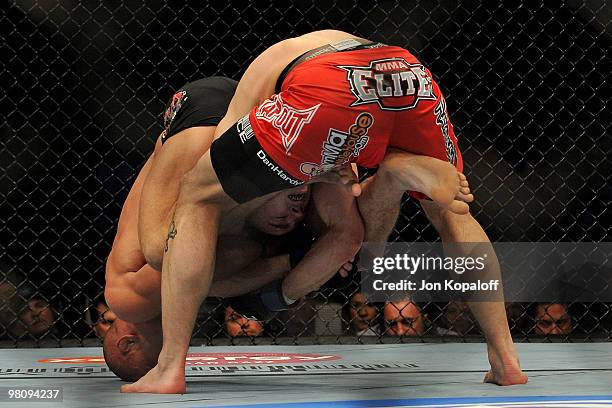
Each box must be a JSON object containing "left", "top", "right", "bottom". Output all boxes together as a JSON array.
[{"left": 249, "top": 186, "right": 311, "bottom": 236}]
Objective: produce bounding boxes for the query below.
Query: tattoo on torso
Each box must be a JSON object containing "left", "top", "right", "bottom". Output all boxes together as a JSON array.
[{"left": 164, "top": 220, "right": 178, "bottom": 253}]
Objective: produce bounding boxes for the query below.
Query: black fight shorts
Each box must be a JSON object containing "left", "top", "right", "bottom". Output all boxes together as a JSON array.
[{"left": 160, "top": 76, "right": 237, "bottom": 144}]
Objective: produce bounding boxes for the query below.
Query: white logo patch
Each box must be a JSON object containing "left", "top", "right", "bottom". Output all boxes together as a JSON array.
[{"left": 256, "top": 94, "right": 320, "bottom": 153}]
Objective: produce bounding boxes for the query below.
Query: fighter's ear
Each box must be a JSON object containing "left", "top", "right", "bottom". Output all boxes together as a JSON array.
[{"left": 117, "top": 335, "right": 139, "bottom": 353}]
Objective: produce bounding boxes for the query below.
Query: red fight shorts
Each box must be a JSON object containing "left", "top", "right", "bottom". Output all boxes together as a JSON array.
[{"left": 210, "top": 39, "right": 463, "bottom": 203}]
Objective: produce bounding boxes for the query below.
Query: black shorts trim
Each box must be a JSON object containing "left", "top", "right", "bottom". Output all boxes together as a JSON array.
[
  {"left": 161, "top": 76, "right": 237, "bottom": 144},
  {"left": 210, "top": 115, "right": 304, "bottom": 203}
]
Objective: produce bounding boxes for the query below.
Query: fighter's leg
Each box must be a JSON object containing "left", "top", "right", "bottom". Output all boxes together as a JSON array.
[
  {"left": 358, "top": 150, "right": 473, "bottom": 243},
  {"left": 421, "top": 200, "right": 527, "bottom": 386},
  {"left": 138, "top": 127, "right": 216, "bottom": 270},
  {"left": 282, "top": 182, "right": 363, "bottom": 300}
]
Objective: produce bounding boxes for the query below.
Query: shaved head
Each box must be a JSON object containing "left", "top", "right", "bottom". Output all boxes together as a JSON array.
[{"left": 102, "top": 318, "right": 162, "bottom": 382}]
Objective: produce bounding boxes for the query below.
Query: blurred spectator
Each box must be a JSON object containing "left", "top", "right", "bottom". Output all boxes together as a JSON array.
[
  {"left": 534, "top": 303, "right": 572, "bottom": 335},
  {"left": 91, "top": 300, "right": 117, "bottom": 338},
  {"left": 18, "top": 298, "right": 55, "bottom": 337},
  {"left": 0, "top": 280, "right": 56, "bottom": 338},
  {"left": 347, "top": 292, "right": 379, "bottom": 336},
  {"left": 384, "top": 300, "right": 424, "bottom": 336},
  {"left": 224, "top": 306, "right": 263, "bottom": 337},
  {"left": 439, "top": 300, "right": 478, "bottom": 335}
]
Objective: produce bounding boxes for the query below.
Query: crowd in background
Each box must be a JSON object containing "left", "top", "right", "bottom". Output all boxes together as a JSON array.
[{"left": 2, "top": 257, "right": 608, "bottom": 343}]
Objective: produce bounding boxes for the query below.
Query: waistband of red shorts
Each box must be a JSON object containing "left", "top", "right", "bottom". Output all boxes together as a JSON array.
[{"left": 275, "top": 38, "right": 388, "bottom": 93}]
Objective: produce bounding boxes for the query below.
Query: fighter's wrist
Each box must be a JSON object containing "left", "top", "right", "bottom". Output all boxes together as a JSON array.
[{"left": 280, "top": 280, "right": 297, "bottom": 305}]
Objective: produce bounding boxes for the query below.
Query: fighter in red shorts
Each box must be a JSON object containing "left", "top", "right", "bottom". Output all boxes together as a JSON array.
[
  {"left": 210, "top": 37, "right": 466, "bottom": 207},
  {"left": 124, "top": 30, "right": 525, "bottom": 394}
]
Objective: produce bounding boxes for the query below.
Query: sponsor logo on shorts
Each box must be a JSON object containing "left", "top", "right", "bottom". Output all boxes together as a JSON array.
[
  {"left": 237, "top": 114, "right": 254, "bottom": 143},
  {"left": 300, "top": 112, "right": 373, "bottom": 177},
  {"left": 257, "top": 150, "right": 303, "bottom": 186},
  {"left": 338, "top": 58, "right": 436, "bottom": 111},
  {"left": 256, "top": 94, "right": 320, "bottom": 153},
  {"left": 434, "top": 96, "right": 457, "bottom": 166},
  {"left": 161, "top": 90, "right": 188, "bottom": 142}
]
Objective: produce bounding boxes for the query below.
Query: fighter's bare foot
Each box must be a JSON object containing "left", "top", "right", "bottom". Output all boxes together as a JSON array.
[
  {"left": 379, "top": 151, "right": 473, "bottom": 214},
  {"left": 484, "top": 347, "right": 528, "bottom": 386},
  {"left": 120, "top": 364, "right": 186, "bottom": 394},
  {"left": 448, "top": 172, "right": 474, "bottom": 214}
]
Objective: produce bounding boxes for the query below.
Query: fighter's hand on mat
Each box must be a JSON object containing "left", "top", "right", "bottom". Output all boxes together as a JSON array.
[{"left": 228, "top": 280, "right": 294, "bottom": 321}]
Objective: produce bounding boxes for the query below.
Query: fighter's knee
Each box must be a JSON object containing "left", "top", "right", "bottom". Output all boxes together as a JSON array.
[
  {"left": 142, "top": 244, "right": 163, "bottom": 271},
  {"left": 137, "top": 230, "right": 164, "bottom": 271}
]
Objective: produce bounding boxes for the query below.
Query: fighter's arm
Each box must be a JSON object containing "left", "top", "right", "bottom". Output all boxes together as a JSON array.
[
  {"left": 281, "top": 181, "right": 364, "bottom": 300},
  {"left": 138, "top": 127, "right": 216, "bottom": 270},
  {"left": 106, "top": 231, "right": 285, "bottom": 322},
  {"left": 208, "top": 236, "right": 287, "bottom": 297},
  {"left": 105, "top": 247, "right": 161, "bottom": 323}
]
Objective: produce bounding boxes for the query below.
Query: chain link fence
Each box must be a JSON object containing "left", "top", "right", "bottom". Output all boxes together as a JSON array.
[{"left": 1, "top": 1, "right": 611, "bottom": 346}]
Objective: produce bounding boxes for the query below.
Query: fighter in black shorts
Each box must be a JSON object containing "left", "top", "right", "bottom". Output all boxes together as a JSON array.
[{"left": 105, "top": 76, "right": 362, "bottom": 382}]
